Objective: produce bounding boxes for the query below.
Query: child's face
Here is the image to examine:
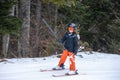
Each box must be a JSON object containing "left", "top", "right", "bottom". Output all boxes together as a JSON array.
[{"left": 68, "top": 27, "right": 74, "bottom": 33}]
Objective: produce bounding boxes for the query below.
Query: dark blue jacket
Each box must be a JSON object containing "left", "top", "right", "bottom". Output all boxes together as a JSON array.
[{"left": 61, "top": 32, "right": 78, "bottom": 55}]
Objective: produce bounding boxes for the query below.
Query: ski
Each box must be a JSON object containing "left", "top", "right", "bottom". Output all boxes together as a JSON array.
[
  {"left": 40, "top": 68, "right": 68, "bottom": 72},
  {"left": 52, "top": 73, "right": 79, "bottom": 77}
]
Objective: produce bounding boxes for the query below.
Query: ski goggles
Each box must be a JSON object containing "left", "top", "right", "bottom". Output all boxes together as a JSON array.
[{"left": 68, "top": 27, "right": 74, "bottom": 32}]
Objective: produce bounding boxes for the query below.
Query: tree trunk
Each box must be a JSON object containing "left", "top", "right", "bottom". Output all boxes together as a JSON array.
[
  {"left": 34, "top": 0, "right": 41, "bottom": 57},
  {"left": 30, "top": 0, "right": 41, "bottom": 57},
  {"left": 2, "top": 4, "right": 15, "bottom": 58},
  {"left": 54, "top": 6, "right": 58, "bottom": 37},
  {"left": 2, "top": 34, "right": 10, "bottom": 58},
  {"left": 18, "top": 0, "right": 30, "bottom": 57},
  {"left": 54, "top": 6, "right": 58, "bottom": 26}
]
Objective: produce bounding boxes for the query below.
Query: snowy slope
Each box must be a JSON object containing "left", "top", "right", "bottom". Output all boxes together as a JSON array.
[{"left": 0, "top": 52, "right": 120, "bottom": 80}]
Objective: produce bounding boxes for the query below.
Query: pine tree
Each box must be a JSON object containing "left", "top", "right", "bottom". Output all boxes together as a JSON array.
[{"left": 0, "top": 0, "right": 21, "bottom": 57}]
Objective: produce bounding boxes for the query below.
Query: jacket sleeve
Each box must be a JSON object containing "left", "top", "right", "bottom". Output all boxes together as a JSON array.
[
  {"left": 73, "top": 35, "right": 78, "bottom": 55},
  {"left": 60, "top": 33, "right": 66, "bottom": 43}
]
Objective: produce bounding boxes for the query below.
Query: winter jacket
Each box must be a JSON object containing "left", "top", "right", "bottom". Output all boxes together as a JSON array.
[{"left": 60, "top": 32, "right": 78, "bottom": 55}]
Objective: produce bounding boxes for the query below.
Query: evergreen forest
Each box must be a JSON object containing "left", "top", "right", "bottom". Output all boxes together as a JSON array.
[{"left": 0, "top": 0, "right": 120, "bottom": 58}]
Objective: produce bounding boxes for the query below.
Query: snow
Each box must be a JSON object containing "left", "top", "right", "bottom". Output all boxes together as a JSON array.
[{"left": 0, "top": 52, "right": 120, "bottom": 80}]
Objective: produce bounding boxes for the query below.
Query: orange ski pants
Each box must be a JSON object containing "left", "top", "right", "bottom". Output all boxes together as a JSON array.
[{"left": 58, "top": 49, "right": 76, "bottom": 71}]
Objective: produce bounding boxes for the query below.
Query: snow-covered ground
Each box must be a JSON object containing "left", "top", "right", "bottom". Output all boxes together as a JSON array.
[{"left": 0, "top": 52, "right": 120, "bottom": 80}]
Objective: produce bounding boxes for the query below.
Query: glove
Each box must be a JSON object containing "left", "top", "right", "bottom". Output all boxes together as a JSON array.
[
  {"left": 73, "top": 51, "right": 77, "bottom": 55},
  {"left": 74, "top": 53, "right": 77, "bottom": 55}
]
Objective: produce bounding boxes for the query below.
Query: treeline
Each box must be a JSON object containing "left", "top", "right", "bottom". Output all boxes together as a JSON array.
[{"left": 0, "top": 0, "right": 120, "bottom": 58}]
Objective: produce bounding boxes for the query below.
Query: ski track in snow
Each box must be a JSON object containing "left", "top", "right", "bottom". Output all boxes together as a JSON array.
[{"left": 0, "top": 52, "right": 120, "bottom": 80}]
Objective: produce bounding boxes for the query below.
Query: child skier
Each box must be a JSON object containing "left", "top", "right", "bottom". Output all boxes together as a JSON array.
[{"left": 53, "top": 23, "right": 79, "bottom": 75}]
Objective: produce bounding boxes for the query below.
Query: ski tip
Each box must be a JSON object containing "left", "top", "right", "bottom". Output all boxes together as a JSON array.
[{"left": 52, "top": 74, "right": 57, "bottom": 77}]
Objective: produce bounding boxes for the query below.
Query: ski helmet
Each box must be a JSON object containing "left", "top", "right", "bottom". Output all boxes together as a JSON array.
[
  {"left": 68, "top": 23, "right": 76, "bottom": 32},
  {"left": 68, "top": 23, "right": 76, "bottom": 28}
]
